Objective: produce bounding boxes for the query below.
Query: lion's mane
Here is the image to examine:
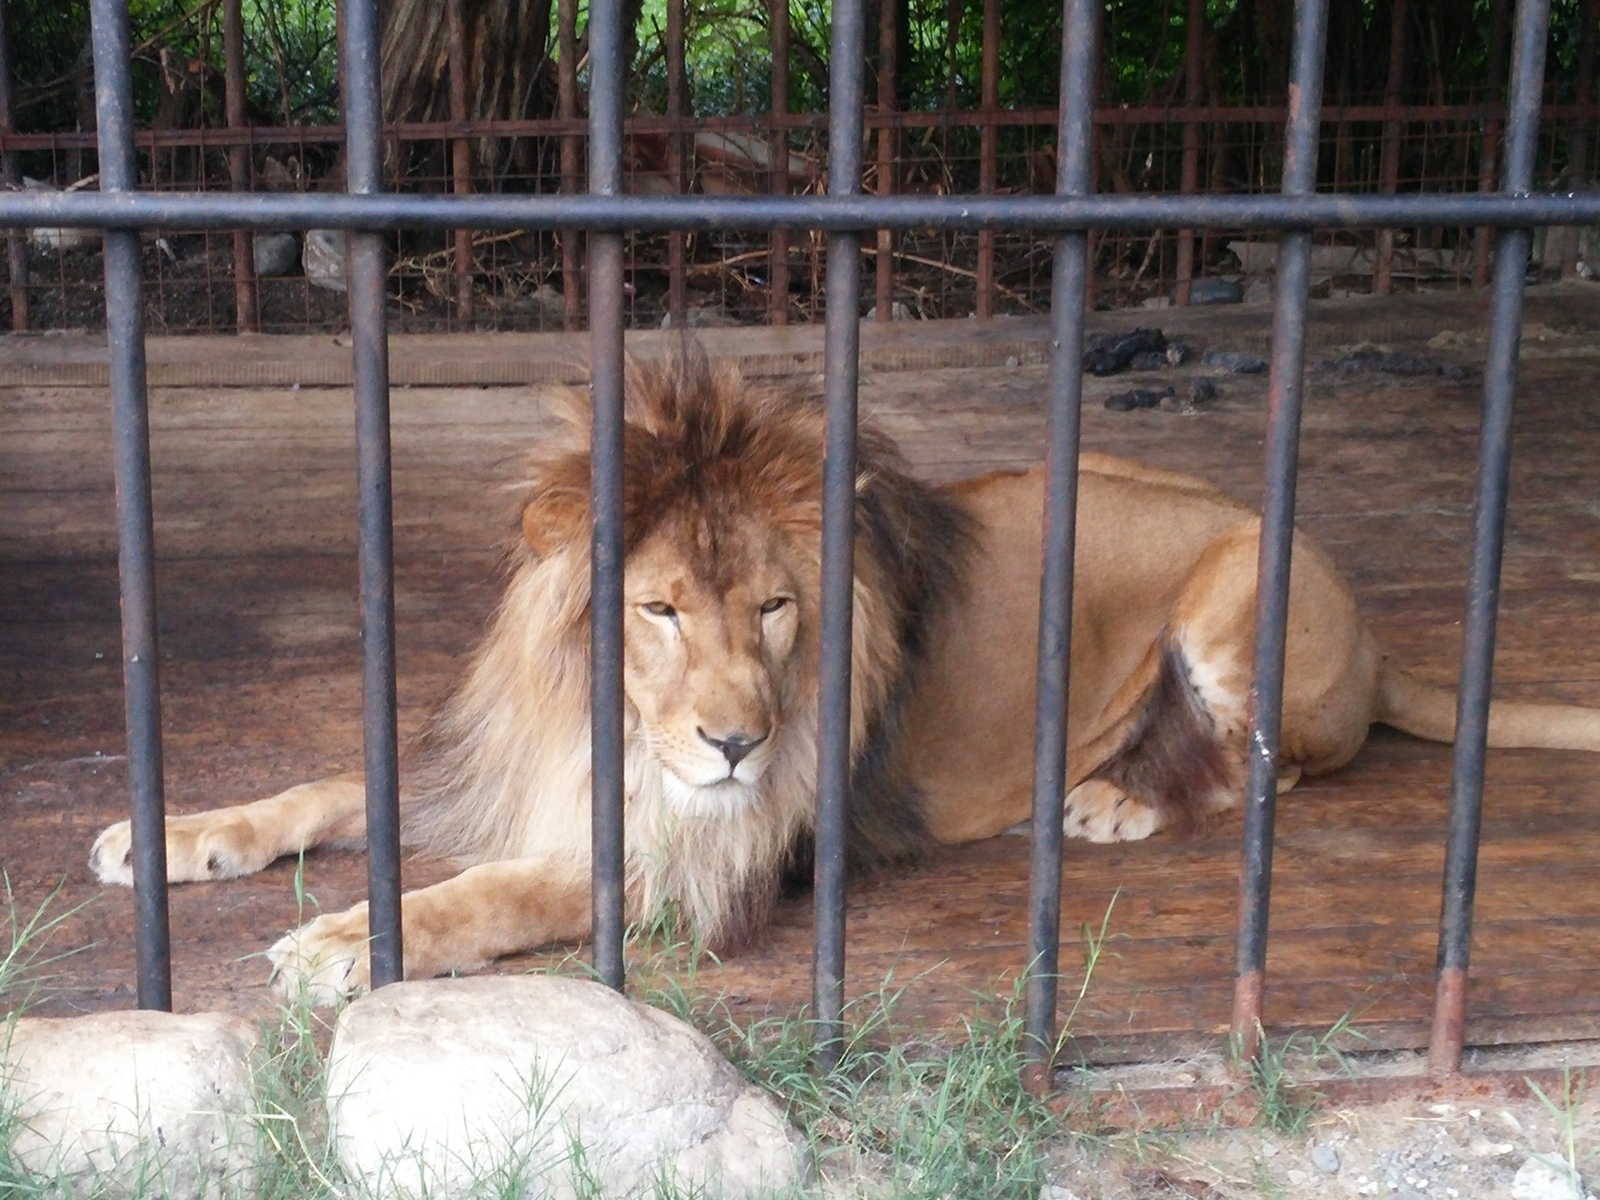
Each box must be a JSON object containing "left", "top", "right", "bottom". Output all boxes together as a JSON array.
[{"left": 400, "top": 348, "right": 974, "bottom": 949}]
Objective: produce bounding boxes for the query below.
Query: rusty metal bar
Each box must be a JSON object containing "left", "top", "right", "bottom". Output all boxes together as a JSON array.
[
  {"left": 874, "top": 0, "right": 896, "bottom": 322},
  {"left": 975, "top": 0, "right": 999, "bottom": 319},
  {"left": 588, "top": 0, "right": 628, "bottom": 994},
  {"left": 223, "top": 0, "right": 256, "bottom": 333},
  {"left": 1229, "top": 0, "right": 1330, "bottom": 1066},
  {"left": 1174, "top": 0, "right": 1205, "bottom": 307},
  {"left": 768, "top": 0, "right": 790, "bottom": 325},
  {"left": 1474, "top": 0, "right": 1512, "bottom": 288},
  {"left": 667, "top": 0, "right": 688, "bottom": 328},
  {"left": 1373, "top": 0, "right": 1408, "bottom": 296},
  {"left": 0, "top": 0, "right": 27, "bottom": 331},
  {"left": 1429, "top": 0, "right": 1551, "bottom": 1082},
  {"left": 1021, "top": 0, "right": 1100, "bottom": 1093},
  {"left": 447, "top": 0, "right": 474, "bottom": 324},
  {"left": 559, "top": 0, "right": 582, "bottom": 329},
  {"left": 813, "top": 0, "right": 865, "bottom": 1072},
  {"left": 89, "top": 0, "right": 170, "bottom": 1012}
]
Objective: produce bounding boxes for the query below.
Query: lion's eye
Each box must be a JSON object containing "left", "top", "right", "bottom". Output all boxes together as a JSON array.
[
  {"left": 641, "top": 601, "right": 678, "bottom": 621},
  {"left": 759, "top": 597, "right": 791, "bottom": 615}
]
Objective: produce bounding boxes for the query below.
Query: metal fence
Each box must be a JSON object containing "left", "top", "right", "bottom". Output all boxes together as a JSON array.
[{"left": 1, "top": 0, "right": 1587, "bottom": 1084}]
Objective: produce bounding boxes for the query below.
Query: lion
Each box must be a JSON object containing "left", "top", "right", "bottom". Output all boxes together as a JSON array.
[{"left": 89, "top": 349, "right": 1600, "bottom": 1004}]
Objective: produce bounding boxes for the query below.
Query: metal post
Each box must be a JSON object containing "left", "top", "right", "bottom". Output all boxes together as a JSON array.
[
  {"left": 667, "top": 0, "right": 688, "bottom": 328},
  {"left": 874, "top": 0, "right": 896, "bottom": 322},
  {"left": 1429, "top": 0, "right": 1550, "bottom": 1081},
  {"left": 446, "top": 0, "right": 475, "bottom": 324},
  {"left": 345, "top": 0, "right": 404, "bottom": 990},
  {"left": 974, "top": 0, "right": 999, "bottom": 319},
  {"left": 768, "top": 0, "right": 790, "bottom": 325},
  {"left": 0, "top": 0, "right": 27, "bottom": 331},
  {"left": 1174, "top": 0, "right": 1205, "bottom": 307},
  {"left": 1021, "top": 0, "right": 1100, "bottom": 1095},
  {"left": 1228, "top": 0, "right": 1330, "bottom": 1066},
  {"left": 1561, "top": 0, "right": 1597, "bottom": 280},
  {"left": 1474, "top": 0, "right": 1512, "bottom": 289},
  {"left": 1373, "top": 0, "right": 1408, "bottom": 296},
  {"left": 813, "top": 0, "right": 865, "bottom": 1072},
  {"left": 89, "top": 0, "right": 171, "bottom": 1013},
  {"left": 588, "top": 0, "right": 627, "bottom": 994},
  {"left": 223, "top": 0, "right": 256, "bottom": 332},
  {"left": 558, "top": 0, "right": 582, "bottom": 329}
]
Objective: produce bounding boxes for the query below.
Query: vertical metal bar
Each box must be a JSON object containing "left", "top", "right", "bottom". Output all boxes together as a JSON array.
[
  {"left": 1020, "top": 0, "right": 1100, "bottom": 1094},
  {"left": 874, "top": 0, "right": 896, "bottom": 322},
  {"left": 0, "top": 0, "right": 27, "bottom": 331},
  {"left": 588, "top": 0, "right": 627, "bottom": 994},
  {"left": 1374, "top": 0, "right": 1408, "bottom": 296},
  {"left": 1474, "top": 0, "right": 1512, "bottom": 289},
  {"left": 1174, "top": 0, "right": 1205, "bottom": 307},
  {"left": 1429, "top": 0, "right": 1549, "bottom": 1081},
  {"left": 446, "top": 0, "right": 474, "bottom": 324},
  {"left": 813, "top": 0, "right": 865, "bottom": 1072},
  {"left": 91, "top": 0, "right": 171, "bottom": 1013},
  {"left": 223, "top": 0, "right": 255, "bottom": 333},
  {"left": 344, "top": 0, "right": 404, "bottom": 990},
  {"left": 1561, "top": 0, "right": 1596, "bottom": 280},
  {"left": 768, "top": 0, "right": 790, "bottom": 325},
  {"left": 974, "top": 0, "right": 999, "bottom": 320},
  {"left": 1228, "top": 0, "right": 1330, "bottom": 1065},
  {"left": 666, "top": 0, "right": 687, "bottom": 328},
  {"left": 559, "top": 0, "right": 582, "bottom": 330}
]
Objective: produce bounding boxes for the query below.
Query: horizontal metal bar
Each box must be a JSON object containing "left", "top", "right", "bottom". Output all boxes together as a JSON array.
[{"left": 2, "top": 190, "right": 1597, "bottom": 233}]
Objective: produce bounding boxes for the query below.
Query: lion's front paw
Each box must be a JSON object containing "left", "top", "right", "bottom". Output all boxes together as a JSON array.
[
  {"left": 1064, "top": 779, "right": 1161, "bottom": 843},
  {"left": 268, "top": 908, "right": 372, "bottom": 1006},
  {"left": 90, "top": 812, "right": 273, "bottom": 887},
  {"left": 89, "top": 821, "right": 138, "bottom": 886}
]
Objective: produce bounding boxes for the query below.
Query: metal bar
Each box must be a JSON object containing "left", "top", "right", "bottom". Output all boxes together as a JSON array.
[
  {"left": 1373, "top": 0, "right": 1408, "bottom": 296},
  {"left": 813, "top": 0, "right": 865, "bottom": 1073},
  {"left": 1173, "top": 0, "right": 1205, "bottom": 307},
  {"left": 1228, "top": 0, "right": 1330, "bottom": 1066},
  {"left": 974, "top": 0, "right": 999, "bottom": 319},
  {"left": 446, "top": 0, "right": 474, "bottom": 324},
  {"left": 223, "top": 0, "right": 256, "bottom": 333},
  {"left": 0, "top": 0, "right": 27, "bottom": 331},
  {"left": 19, "top": 189, "right": 1600, "bottom": 234},
  {"left": 667, "top": 0, "right": 688, "bottom": 328},
  {"left": 558, "top": 0, "right": 582, "bottom": 330},
  {"left": 345, "top": 0, "right": 404, "bottom": 991},
  {"left": 588, "top": 0, "right": 627, "bottom": 994},
  {"left": 1474, "top": 0, "right": 1512, "bottom": 289},
  {"left": 1561, "top": 0, "right": 1597, "bottom": 280},
  {"left": 1428, "top": 0, "right": 1550, "bottom": 1082},
  {"left": 874, "top": 0, "right": 896, "bottom": 322},
  {"left": 1021, "top": 0, "right": 1101, "bottom": 1095},
  {"left": 90, "top": 0, "right": 171, "bottom": 1013},
  {"left": 768, "top": 0, "right": 790, "bottom": 325}
]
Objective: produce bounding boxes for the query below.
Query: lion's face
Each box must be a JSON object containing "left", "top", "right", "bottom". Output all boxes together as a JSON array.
[{"left": 622, "top": 515, "right": 808, "bottom": 817}]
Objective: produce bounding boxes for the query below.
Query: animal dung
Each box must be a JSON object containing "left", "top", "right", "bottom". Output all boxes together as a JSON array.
[
  {"left": 1201, "top": 349, "right": 1269, "bottom": 373},
  {"left": 1320, "top": 345, "right": 1470, "bottom": 380},
  {"left": 1104, "top": 386, "right": 1175, "bottom": 412},
  {"left": 1084, "top": 327, "right": 1168, "bottom": 375}
]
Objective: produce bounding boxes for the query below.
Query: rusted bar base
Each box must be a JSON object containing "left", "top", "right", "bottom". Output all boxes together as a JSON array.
[
  {"left": 1229, "top": 969, "right": 1264, "bottom": 1064},
  {"left": 1429, "top": 967, "right": 1468, "bottom": 1079}
]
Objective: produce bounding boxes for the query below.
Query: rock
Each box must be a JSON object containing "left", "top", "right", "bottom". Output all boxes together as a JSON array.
[
  {"left": 660, "top": 304, "right": 736, "bottom": 329},
  {"left": 1187, "top": 277, "right": 1244, "bottom": 305},
  {"left": 1084, "top": 327, "right": 1167, "bottom": 376},
  {"left": 1320, "top": 345, "right": 1469, "bottom": 380},
  {"left": 1005, "top": 355, "right": 1020, "bottom": 369},
  {"left": 864, "top": 301, "right": 914, "bottom": 321},
  {"left": 2, "top": 1010, "right": 259, "bottom": 1199},
  {"left": 252, "top": 231, "right": 299, "bottom": 277},
  {"left": 1311, "top": 1142, "right": 1341, "bottom": 1174},
  {"left": 1104, "top": 386, "right": 1172, "bottom": 412},
  {"left": 1039, "top": 1186, "right": 1086, "bottom": 1200},
  {"left": 1512, "top": 1156, "right": 1583, "bottom": 1200},
  {"left": 1128, "top": 350, "right": 1168, "bottom": 371},
  {"left": 1201, "top": 349, "right": 1268, "bottom": 374},
  {"left": 1164, "top": 339, "right": 1193, "bottom": 366},
  {"left": 1163, "top": 376, "right": 1218, "bottom": 413},
  {"left": 303, "top": 228, "right": 348, "bottom": 292},
  {"left": 326, "top": 976, "right": 807, "bottom": 1199},
  {"left": 1244, "top": 278, "right": 1273, "bottom": 304}
]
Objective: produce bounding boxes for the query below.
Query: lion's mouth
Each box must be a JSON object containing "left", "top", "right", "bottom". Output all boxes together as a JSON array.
[{"left": 659, "top": 766, "right": 762, "bottom": 818}]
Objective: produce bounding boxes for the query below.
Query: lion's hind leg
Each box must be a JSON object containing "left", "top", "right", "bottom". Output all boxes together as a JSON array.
[{"left": 90, "top": 777, "right": 366, "bottom": 886}]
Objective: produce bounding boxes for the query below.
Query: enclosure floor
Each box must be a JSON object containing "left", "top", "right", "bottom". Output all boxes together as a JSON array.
[{"left": 4, "top": 286, "right": 1599, "bottom": 1062}]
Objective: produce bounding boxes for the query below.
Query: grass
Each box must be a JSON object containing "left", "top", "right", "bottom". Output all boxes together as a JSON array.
[{"left": 1242, "top": 1012, "right": 1362, "bottom": 1136}]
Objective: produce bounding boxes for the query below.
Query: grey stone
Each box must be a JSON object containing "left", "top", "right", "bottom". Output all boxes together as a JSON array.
[
  {"left": 2, "top": 1010, "right": 260, "bottom": 1199},
  {"left": 252, "top": 232, "right": 299, "bottom": 278},
  {"left": 661, "top": 304, "right": 737, "bottom": 329},
  {"left": 1512, "top": 1156, "right": 1583, "bottom": 1200},
  {"left": 1243, "top": 278, "right": 1273, "bottom": 304},
  {"left": 1186, "top": 277, "right": 1244, "bottom": 305},
  {"left": 303, "top": 228, "right": 348, "bottom": 292},
  {"left": 1201, "top": 349, "right": 1268, "bottom": 374},
  {"left": 325, "top": 976, "right": 807, "bottom": 1200},
  {"left": 1311, "top": 1142, "right": 1341, "bottom": 1175}
]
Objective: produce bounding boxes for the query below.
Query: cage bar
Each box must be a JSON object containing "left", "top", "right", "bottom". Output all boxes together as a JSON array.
[
  {"left": 1475, "top": 0, "right": 1513, "bottom": 289},
  {"left": 975, "top": 0, "right": 1000, "bottom": 320},
  {"left": 768, "top": 0, "right": 791, "bottom": 326},
  {"left": 0, "top": 0, "right": 25, "bottom": 331},
  {"left": 558, "top": 0, "right": 582, "bottom": 330},
  {"left": 666, "top": 0, "right": 688, "bottom": 328},
  {"left": 447, "top": 0, "right": 474, "bottom": 323},
  {"left": 1173, "top": 0, "right": 1205, "bottom": 308},
  {"left": 223, "top": 0, "right": 256, "bottom": 333},
  {"left": 1429, "top": 0, "right": 1551, "bottom": 1081},
  {"left": 1374, "top": 0, "right": 1408, "bottom": 296},
  {"left": 874, "top": 0, "right": 897, "bottom": 323},
  {"left": 1228, "top": 0, "right": 1330, "bottom": 1064}
]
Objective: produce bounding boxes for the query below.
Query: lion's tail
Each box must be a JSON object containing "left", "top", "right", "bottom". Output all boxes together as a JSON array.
[{"left": 1377, "top": 663, "right": 1600, "bottom": 752}]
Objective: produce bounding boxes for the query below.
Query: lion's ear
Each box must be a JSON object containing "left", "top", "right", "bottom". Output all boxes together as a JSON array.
[{"left": 521, "top": 487, "right": 588, "bottom": 559}]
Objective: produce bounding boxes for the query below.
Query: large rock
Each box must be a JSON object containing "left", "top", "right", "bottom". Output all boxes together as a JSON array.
[
  {"left": 325, "top": 976, "right": 807, "bottom": 1199},
  {"left": 303, "top": 228, "right": 348, "bottom": 292},
  {"left": 2, "top": 1010, "right": 260, "bottom": 1199},
  {"left": 253, "top": 231, "right": 299, "bottom": 278}
]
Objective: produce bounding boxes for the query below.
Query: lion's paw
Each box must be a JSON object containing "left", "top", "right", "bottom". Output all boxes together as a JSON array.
[
  {"left": 268, "top": 909, "right": 372, "bottom": 1007},
  {"left": 90, "top": 813, "right": 273, "bottom": 888},
  {"left": 1064, "top": 779, "right": 1160, "bottom": 843}
]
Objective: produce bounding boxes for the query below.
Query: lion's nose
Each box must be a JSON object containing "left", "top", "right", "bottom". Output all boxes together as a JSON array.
[{"left": 697, "top": 727, "right": 768, "bottom": 769}]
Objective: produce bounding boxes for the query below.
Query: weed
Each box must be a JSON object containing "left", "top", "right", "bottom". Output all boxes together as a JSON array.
[
  {"left": 1527, "top": 1068, "right": 1592, "bottom": 1193},
  {"left": 1244, "top": 1012, "right": 1362, "bottom": 1135}
]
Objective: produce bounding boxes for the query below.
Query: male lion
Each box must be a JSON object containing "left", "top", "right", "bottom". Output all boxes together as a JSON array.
[{"left": 90, "top": 350, "right": 1600, "bottom": 1004}]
